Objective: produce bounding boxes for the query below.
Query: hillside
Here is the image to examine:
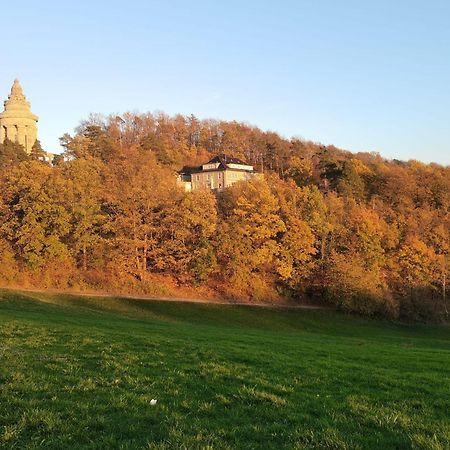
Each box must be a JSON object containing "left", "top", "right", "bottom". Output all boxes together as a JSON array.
[
  {"left": 0, "top": 289, "right": 449, "bottom": 449},
  {"left": 0, "top": 113, "right": 449, "bottom": 320}
]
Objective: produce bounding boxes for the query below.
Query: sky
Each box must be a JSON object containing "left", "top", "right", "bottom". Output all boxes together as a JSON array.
[{"left": 1, "top": 0, "right": 449, "bottom": 164}]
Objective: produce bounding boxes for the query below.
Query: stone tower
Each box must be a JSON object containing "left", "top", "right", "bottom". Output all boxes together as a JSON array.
[{"left": 0, "top": 79, "right": 38, "bottom": 153}]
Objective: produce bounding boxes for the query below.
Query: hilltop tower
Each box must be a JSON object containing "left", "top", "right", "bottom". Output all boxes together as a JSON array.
[{"left": 0, "top": 79, "right": 38, "bottom": 153}]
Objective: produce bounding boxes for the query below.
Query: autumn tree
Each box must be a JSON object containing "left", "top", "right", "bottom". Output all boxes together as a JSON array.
[
  {"left": 153, "top": 189, "right": 218, "bottom": 282},
  {"left": 63, "top": 158, "right": 107, "bottom": 271},
  {"left": 217, "top": 178, "right": 286, "bottom": 298},
  {"left": 0, "top": 108, "right": 448, "bottom": 320},
  {"left": 0, "top": 161, "right": 72, "bottom": 275},
  {"left": 102, "top": 151, "right": 178, "bottom": 281}
]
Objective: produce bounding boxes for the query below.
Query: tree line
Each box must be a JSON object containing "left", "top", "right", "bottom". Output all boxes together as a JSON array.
[{"left": 0, "top": 112, "right": 448, "bottom": 321}]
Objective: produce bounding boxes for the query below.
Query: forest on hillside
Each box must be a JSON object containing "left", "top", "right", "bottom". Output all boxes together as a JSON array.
[{"left": 0, "top": 112, "right": 448, "bottom": 321}]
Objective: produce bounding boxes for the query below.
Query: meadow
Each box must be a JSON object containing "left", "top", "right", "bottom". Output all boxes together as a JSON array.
[{"left": 0, "top": 289, "right": 449, "bottom": 449}]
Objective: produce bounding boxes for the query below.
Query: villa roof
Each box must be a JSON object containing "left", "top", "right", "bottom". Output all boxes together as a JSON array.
[
  {"left": 207, "top": 154, "right": 251, "bottom": 167},
  {"left": 179, "top": 154, "right": 254, "bottom": 175}
]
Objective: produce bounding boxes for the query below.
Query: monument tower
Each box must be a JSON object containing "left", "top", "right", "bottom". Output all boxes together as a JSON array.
[{"left": 0, "top": 79, "right": 38, "bottom": 153}]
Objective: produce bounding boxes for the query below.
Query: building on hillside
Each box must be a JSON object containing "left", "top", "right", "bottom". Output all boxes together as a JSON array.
[
  {"left": 178, "top": 154, "right": 260, "bottom": 192},
  {"left": 0, "top": 79, "right": 38, "bottom": 153}
]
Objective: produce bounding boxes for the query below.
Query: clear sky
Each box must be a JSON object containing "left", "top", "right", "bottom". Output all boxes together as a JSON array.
[{"left": 1, "top": 0, "right": 449, "bottom": 164}]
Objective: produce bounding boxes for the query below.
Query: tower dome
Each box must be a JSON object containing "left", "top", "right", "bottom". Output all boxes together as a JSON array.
[{"left": 0, "top": 79, "right": 39, "bottom": 153}]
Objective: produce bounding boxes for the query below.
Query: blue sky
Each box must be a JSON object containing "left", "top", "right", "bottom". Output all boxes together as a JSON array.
[{"left": 1, "top": 0, "right": 449, "bottom": 164}]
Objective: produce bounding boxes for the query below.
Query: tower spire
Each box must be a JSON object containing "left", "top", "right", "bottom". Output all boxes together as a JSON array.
[
  {"left": 7, "top": 79, "right": 27, "bottom": 106},
  {"left": 11, "top": 79, "right": 24, "bottom": 97}
]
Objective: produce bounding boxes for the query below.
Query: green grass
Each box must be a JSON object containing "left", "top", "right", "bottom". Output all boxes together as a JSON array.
[{"left": 0, "top": 289, "right": 449, "bottom": 449}]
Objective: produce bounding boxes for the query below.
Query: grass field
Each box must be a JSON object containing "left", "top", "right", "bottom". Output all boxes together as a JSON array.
[{"left": 0, "top": 289, "right": 449, "bottom": 449}]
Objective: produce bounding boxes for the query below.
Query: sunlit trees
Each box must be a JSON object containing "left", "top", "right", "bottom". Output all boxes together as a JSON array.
[
  {"left": 0, "top": 110, "right": 448, "bottom": 320},
  {"left": 101, "top": 151, "right": 176, "bottom": 281},
  {"left": 216, "top": 177, "right": 317, "bottom": 299},
  {"left": 324, "top": 251, "right": 397, "bottom": 317},
  {"left": 285, "top": 156, "right": 314, "bottom": 187},
  {"left": 63, "top": 158, "right": 106, "bottom": 271},
  {"left": 154, "top": 189, "right": 218, "bottom": 282},
  {"left": 0, "top": 161, "right": 72, "bottom": 274},
  {"left": 217, "top": 178, "right": 285, "bottom": 297}
]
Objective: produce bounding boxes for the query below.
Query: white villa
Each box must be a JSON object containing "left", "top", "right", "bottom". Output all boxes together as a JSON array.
[{"left": 178, "top": 154, "right": 260, "bottom": 192}]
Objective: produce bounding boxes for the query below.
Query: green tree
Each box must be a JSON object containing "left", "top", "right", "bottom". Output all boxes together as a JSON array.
[
  {"left": 30, "top": 139, "right": 47, "bottom": 161},
  {"left": 0, "top": 138, "right": 28, "bottom": 167},
  {"left": 337, "top": 159, "right": 368, "bottom": 201}
]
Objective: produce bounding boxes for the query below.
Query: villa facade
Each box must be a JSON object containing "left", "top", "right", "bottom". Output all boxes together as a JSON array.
[{"left": 179, "top": 154, "right": 260, "bottom": 192}]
